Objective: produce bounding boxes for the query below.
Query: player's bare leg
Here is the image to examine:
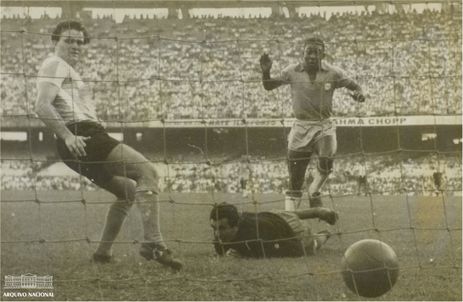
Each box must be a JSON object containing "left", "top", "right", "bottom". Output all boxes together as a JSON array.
[
  {"left": 308, "top": 135, "right": 337, "bottom": 207},
  {"left": 286, "top": 150, "right": 311, "bottom": 210},
  {"left": 93, "top": 176, "right": 136, "bottom": 263},
  {"left": 104, "top": 143, "right": 183, "bottom": 270}
]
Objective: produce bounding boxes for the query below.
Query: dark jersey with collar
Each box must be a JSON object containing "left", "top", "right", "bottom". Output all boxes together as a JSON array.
[
  {"left": 277, "top": 61, "right": 358, "bottom": 121},
  {"left": 214, "top": 212, "right": 306, "bottom": 258}
]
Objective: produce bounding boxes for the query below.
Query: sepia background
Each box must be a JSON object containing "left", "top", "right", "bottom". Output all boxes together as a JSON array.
[{"left": 1, "top": 0, "right": 461, "bottom": 300}]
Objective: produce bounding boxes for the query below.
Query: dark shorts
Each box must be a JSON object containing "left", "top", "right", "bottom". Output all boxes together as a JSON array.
[{"left": 56, "top": 121, "right": 120, "bottom": 186}]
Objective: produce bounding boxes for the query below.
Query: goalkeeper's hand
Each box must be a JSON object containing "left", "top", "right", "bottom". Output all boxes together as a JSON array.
[
  {"left": 350, "top": 90, "right": 365, "bottom": 103},
  {"left": 260, "top": 53, "right": 272, "bottom": 73},
  {"left": 225, "top": 249, "right": 241, "bottom": 258}
]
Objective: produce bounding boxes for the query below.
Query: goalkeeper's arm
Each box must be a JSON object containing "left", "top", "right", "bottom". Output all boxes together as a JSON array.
[{"left": 213, "top": 238, "right": 230, "bottom": 256}]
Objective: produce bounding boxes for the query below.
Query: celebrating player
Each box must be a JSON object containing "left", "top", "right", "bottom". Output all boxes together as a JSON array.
[
  {"left": 210, "top": 202, "right": 338, "bottom": 258},
  {"left": 260, "top": 37, "right": 365, "bottom": 210},
  {"left": 35, "top": 20, "right": 182, "bottom": 270}
]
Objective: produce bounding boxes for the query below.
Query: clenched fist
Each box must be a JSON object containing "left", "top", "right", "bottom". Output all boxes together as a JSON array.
[
  {"left": 260, "top": 53, "right": 272, "bottom": 73},
  {"left": 350, "top": 90, "right": 366, "bottom": 103}
]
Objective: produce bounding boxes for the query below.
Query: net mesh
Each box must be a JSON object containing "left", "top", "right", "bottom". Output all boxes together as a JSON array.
[{"left": 0, "top": 1, "right": 461, "bottom": 300}]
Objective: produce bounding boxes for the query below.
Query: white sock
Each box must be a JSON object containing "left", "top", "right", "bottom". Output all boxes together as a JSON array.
[
  {"left": 284, "top": 195, "right": 301, "bottom": 211},
  {"left": 135, "top": 190, "right": 165, "bottom": 248}
]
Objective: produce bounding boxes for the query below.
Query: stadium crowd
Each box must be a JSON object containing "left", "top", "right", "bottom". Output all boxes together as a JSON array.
[
  {"left": 1, "top": 160, "right": 95, "bottom": 190},
  {"left": 1, "top": 7, "right": 461, "bottom": 197},
  {"left": 2, "top": 154, "right": 461, "bottom": 196},
  {"left": 1, "top": 7, "right": 461, "bottom": 120}
]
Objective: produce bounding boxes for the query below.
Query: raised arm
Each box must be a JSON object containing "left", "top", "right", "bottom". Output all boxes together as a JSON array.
[
  {"left": 35, "top": 81, "right": 89, "bottom": 157},
  {"left": 260, "top": 53, "right": 285, "bottom": 91}
]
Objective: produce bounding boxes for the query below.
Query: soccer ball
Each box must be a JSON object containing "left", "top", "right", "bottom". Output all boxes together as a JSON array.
[{"left": 341, "top": 239, "right": 399, "bottom": 298}]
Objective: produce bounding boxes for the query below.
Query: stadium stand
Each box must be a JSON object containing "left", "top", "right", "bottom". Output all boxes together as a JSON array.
[
  {"left": 2, "top": 154, "right": 461, "bottom": 195},
  {"left": 0, "top": 8, "right": 461, "bottom": 120},
  {"left": 1, "top": 8, "right": 461, "bottom": 194}
]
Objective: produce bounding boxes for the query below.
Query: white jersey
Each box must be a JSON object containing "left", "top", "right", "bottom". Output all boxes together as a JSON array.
[{"left": 37, "top": 54, "right": 98, "bottom": 123}]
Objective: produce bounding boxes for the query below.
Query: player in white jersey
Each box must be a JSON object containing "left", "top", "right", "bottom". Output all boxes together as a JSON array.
[
  {"left": 260, "top": 37, "right": 365, "bottom": 211},
  {"left": 35, "top": 20, "right": 182, "bottom": 270}
]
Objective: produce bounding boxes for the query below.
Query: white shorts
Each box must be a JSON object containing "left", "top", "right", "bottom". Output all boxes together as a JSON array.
[{"left": 287, "top": 119, "right": 336, "bottom": 153}]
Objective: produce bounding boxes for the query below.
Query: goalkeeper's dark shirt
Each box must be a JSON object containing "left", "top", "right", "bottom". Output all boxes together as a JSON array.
[{"left": 214, "top": 212, "right": 306, "bottom": 258}]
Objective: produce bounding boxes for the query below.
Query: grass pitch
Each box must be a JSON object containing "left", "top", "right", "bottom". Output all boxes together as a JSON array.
[{"left": 1, "top": 191, "right": 461, "bottom": 301}]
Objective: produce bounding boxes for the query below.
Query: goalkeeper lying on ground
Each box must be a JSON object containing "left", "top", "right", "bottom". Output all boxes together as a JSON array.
[{"left": 210, "top": 202, "right": 338, "bottom": 258}]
